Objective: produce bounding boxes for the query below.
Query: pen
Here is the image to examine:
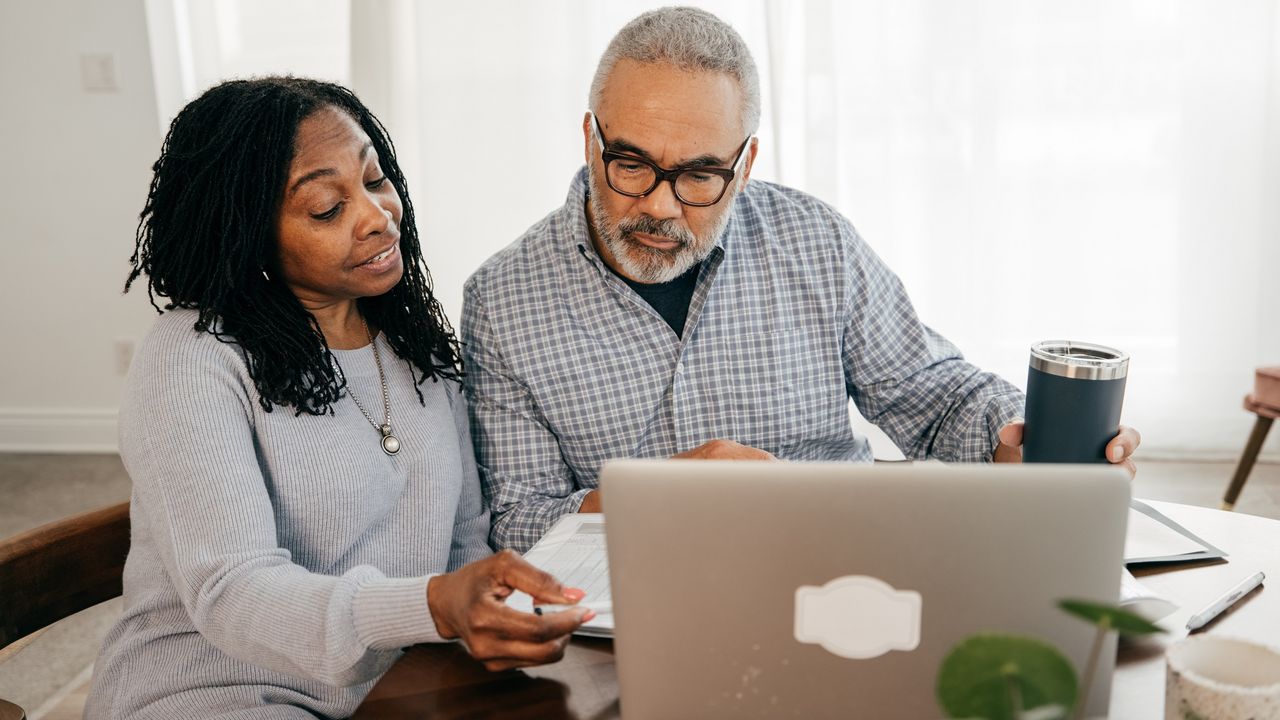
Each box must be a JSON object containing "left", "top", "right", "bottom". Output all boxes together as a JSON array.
[
  {"left": 533, "top": 601, "right": 610, "bottom": 616},
  {"left": 1185, "top": 571, "right": 1265, "bottom": 631}
]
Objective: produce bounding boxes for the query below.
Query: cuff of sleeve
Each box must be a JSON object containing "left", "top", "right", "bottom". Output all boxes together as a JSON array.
[
  {"left": 986, "top": 394, "right": 1027, "bottom": 460},
  {"left": 352, "top": 575, "right": 446, "bottom": 650}
]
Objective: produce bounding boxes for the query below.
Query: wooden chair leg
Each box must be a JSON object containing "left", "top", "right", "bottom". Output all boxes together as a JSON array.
[
  {"left": 1223, "top": 415, "right": 1274, "bottom": 510},
  {"left": 0, "top": 697, "right": 27, "bottom": 720}
]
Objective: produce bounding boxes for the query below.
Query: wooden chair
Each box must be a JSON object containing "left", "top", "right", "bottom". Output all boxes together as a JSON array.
[
  {"left": 0, "top": 502, "right": 131, "bottom": 720},
  {"left": 1223, "top": 367, "right": 1280, "bottom": 510}
]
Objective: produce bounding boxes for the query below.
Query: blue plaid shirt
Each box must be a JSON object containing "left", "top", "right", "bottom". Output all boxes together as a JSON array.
[{"left": 462, "top": 168, "right": 1024, "bottom": 552}]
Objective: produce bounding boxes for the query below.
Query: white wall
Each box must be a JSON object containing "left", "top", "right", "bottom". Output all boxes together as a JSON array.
[{"left": 0, "top": 0, "right": 161, "bottom": 451}]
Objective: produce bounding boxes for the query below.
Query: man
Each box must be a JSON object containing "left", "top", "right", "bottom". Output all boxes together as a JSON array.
[{"left": 462, "top": 7, "right": 1139, "bottom": 552}]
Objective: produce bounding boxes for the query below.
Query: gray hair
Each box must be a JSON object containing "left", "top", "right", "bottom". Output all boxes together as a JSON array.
[{"left": 588, "top": 6, "right": 761, "bottom": 135}]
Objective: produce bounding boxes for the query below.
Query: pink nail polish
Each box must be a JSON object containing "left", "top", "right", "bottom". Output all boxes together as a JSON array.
[
  {"left": 563, "top": 587, "right": 586, "bottom": 601},
  {"left": 582, "top": 609, "right": 597, "bottom": 622}
]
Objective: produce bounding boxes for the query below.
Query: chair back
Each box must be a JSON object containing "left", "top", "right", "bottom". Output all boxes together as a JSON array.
[{"left": 0, "top": 502, "right": 130, "bottom": 651}]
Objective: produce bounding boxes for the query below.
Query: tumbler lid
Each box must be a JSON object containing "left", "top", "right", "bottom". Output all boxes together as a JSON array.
[{"left": 1029, "top": 340, "right": 1129, "bottom": 380}]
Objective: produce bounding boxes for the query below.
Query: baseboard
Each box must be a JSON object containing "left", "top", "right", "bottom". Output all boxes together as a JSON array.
[{"left": 0, "top": 408, "right": 118, "bottom": 453}]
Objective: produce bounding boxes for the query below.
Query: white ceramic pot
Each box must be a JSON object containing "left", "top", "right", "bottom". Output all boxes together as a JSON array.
[{"left": 1165, "top": 635, "right": 1280, "bottom": 719}]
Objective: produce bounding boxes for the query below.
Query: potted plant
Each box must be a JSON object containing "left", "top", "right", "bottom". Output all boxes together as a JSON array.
[{"left": 936, "top": 601, "right": 1163, "bottom": 720}]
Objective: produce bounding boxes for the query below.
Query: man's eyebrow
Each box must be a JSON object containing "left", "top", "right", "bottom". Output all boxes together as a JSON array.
[
  {"left": 288, "top": 143, "right": 376, "bottom": 196},
  {"left": 606, "top": 138, "right": 729, "bottom": 169}
]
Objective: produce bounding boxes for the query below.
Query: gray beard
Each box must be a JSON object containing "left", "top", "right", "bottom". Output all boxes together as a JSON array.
[{"left": 587, "top": 165, "right": 734, "bottom": 284}]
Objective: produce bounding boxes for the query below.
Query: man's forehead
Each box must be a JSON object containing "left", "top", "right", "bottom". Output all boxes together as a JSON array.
[{"left": 597, "top": 60, "right": 746, "bottom": 159}]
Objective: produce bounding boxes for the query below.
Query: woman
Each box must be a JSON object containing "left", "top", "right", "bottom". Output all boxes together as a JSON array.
[{"left": 85, "top": 77, "right": 591, "bottom": 719}]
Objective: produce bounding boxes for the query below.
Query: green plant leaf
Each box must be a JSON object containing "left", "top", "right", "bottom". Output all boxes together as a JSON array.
[
  {"left": 937, "top": 633, "right": 1077, "bottom": 720},
  {"left": 1057, "top": 599, "right": 1163, "bottom": 636}
]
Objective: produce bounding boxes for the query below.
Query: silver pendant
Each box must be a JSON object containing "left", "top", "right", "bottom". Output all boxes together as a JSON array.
[{"left": 379, "top": 424, "right": 401, "bottom": 456}]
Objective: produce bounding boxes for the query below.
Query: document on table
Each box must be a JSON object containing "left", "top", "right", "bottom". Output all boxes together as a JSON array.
[
  {"left": 1119, "top": 568, "right": 1178, "bottom": 621},
  {"left": 1125, "top": 499, "right": 1227, "bottom": 565},
  {"left": 507, "top": 513, "right": 614, "bottom": 637}
]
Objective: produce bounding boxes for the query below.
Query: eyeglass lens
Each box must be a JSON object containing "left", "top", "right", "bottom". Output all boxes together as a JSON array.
[{"left": 605, "top": 158, "right": 728, "bottom": 206}]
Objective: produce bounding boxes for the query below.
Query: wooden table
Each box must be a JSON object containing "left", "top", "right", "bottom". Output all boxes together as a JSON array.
[{"left": 358, "top": 501, "right": 1279, "bottom": 719}]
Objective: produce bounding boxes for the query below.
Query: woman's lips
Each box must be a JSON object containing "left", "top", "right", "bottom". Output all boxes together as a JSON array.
[{"left": 357, "top": 242, "right": 400, "bottom": 273}]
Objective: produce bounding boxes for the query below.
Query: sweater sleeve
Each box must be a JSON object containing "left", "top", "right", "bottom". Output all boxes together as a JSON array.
[
  {"left": 120, "top": 320, "right": 448, "bottom": 688},
  {"left": 444, "top": 380, "right": 495, "bottom": 570}
]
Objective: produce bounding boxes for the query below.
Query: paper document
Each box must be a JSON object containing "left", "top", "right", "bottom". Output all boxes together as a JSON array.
[
  {"left": 1125, "top": 499, "right": 1226, "bottom": 565},
  {"left": 1119, "top": 568, "right": 1178, "bottom": 621},
  {"left": 507, "top": 513, "right": 614, "bottom": 637}
]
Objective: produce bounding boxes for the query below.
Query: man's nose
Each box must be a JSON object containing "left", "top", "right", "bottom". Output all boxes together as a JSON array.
[{"left": 635, "top": 178, "right": 683, "bottom": 221}]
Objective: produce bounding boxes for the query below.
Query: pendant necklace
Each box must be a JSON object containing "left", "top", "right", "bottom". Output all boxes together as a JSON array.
[{"left": 333, "top": 318, "right": 401, "bottom": 456}]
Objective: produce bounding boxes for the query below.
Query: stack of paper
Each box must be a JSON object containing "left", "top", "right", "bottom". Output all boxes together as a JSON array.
[
  {"left": 1125, "top": 499, "right": 1226, "bottom": 565},
  {"left": 506, "top": 513, "right": 614, "bottom": 636}
]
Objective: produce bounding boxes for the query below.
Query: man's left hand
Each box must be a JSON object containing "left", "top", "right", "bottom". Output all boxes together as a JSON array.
[{"left": 994, "top": 420, "right": 1141, "bottom": 478}]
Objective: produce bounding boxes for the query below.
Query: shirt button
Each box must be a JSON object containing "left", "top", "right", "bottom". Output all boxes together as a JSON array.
[{"left": 675, "top": 362, "right": 685, "bottom": 374}]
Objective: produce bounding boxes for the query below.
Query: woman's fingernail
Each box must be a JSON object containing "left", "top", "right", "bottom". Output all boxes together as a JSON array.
[
  {"left": 563, "top": 587, "right": 585, "bottom": 601},
  {"left": 581, "top": 609, "right": 597, "bottom": 622},
  {"left": 1110, "top": 445, "right": 1124, "bottom": 462}
]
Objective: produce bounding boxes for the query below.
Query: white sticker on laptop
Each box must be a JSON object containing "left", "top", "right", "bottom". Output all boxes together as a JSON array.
[{"left": 794, "top": 575, "right": 922, "bottom": 659}]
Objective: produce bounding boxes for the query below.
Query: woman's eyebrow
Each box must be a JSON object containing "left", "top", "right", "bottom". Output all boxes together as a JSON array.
[{"left": 288, "top": 143, "right": 375, "bottom": 196}]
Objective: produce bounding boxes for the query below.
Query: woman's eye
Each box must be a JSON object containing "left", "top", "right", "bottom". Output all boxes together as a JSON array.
[
  {"left": 366, "top": 176, "right": 388, "bottom": 190},
  {"left": 312, "top": 204, "right": 342, "bottom": 221}
]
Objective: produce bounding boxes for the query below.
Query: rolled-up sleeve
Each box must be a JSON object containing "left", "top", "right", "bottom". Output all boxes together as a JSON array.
[
  {"left": 461, "top": 282, "right": 590, "bottom": 552},
  {"left": 837, "top": 217, "right": 1025, "bottom": 461}
]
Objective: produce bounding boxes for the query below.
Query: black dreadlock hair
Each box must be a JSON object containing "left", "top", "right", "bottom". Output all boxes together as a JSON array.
[{"left": 126, "top": 76, "right": 460, "bottom": 415}]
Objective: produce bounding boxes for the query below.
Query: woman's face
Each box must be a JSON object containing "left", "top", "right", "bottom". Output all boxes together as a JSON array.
[{"left": 275, "top": 106, "right": 404, "bottom": 309}]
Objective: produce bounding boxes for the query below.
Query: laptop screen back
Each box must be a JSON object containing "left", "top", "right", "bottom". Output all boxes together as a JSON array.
[{"left": 601, "top": 461, "right": 1130, "bottom": 719}]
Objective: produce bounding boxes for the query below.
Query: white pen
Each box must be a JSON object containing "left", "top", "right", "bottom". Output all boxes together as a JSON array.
[
  {"left": 1185, "top": 571, "right": 1266, "bottom": 631},
  {"left": 533, "top": 601, "right": 611, "bottom": 616}
]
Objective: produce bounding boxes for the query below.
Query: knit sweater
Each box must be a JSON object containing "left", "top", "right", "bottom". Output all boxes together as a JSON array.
[{"left": 84, "top": 309, "right": 492, "bottom": 719}]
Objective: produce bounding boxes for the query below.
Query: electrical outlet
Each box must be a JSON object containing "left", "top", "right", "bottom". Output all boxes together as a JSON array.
[
  {"left": 114, "top": 339, "right": 134, "bottom": 376},
  {"left": 80, "top": 52, "right": 119, "bottom": 92}
]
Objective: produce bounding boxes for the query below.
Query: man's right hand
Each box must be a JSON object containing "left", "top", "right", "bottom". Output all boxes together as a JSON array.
[
  {"left": 673, "top": 438, "right": 777, "bottom": 460},
  {"left": 577, "top": 439, "right": 776, "bottom": 513}
]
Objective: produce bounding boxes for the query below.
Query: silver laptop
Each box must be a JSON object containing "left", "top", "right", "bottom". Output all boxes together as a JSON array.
[{"left": 600, "top": 460, "right": 1130, "bottom": 719}]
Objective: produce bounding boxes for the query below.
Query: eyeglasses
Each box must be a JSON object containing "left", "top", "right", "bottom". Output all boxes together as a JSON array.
[{"left": 590, "top": 113, "right": 752, "bottom": 207}]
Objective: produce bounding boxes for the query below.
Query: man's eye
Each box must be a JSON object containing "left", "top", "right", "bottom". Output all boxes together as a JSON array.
[
  {"left": 616, "top": 162, "right": 645, "bottom": 174},
  {"left": 312, "top": 204, "right": 341, "bottom": 221},
  {"left": 366, "top": 176, "right": 388, "bottom": 190},
  {"left": 686, "top": 172, "right": 716, "bottom": 184}
]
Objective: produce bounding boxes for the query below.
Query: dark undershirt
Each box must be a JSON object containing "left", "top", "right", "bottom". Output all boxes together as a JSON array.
[{"left": 611, "top": 262, "right": 701, "bottom": 338}]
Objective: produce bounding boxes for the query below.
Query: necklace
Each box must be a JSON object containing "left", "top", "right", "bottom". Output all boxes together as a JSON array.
[{"left": 333, "top": 318, "right": 401, "bottom": 456}]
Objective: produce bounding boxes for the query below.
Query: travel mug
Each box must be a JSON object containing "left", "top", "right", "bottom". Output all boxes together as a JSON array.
[{"left": 1022, "top": 341, "right": 1128, "bottom": 463}]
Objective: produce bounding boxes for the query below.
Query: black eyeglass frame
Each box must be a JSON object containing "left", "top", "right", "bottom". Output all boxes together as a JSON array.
[{"left": 590, "top": 112, "right": 753, "bottom": 207}]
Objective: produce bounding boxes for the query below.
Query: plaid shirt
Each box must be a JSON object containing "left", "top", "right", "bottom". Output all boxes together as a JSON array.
[{"left": 462, "top": 168, "right": 1024, "bottom": 552}]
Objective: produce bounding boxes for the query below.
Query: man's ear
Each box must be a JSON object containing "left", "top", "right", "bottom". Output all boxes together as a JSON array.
[
  {"left": 582, "top": 112, "right": 594, "bottom": 166},
  {"left": 740, "top": 137, "right": 760, "bottom": 186}
]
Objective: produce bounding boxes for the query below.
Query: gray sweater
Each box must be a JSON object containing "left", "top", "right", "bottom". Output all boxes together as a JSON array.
[{"left": 85, "top": 309, "right": 492, "bottom": 719}]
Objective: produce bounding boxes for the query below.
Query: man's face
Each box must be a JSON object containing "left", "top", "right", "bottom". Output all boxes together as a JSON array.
[{"left": 585, "top": 59, "right": 757, "bottom": 284}]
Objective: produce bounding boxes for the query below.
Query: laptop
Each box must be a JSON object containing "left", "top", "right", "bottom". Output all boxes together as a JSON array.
[{"left": 599, "top": 460, "right": 1130, "bottom": 719}]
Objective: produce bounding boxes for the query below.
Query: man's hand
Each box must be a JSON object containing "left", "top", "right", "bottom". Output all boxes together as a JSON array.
[
  {"left": 426, "top": 550, "right": 593, "bottom": 671},
  {"left": 672, "top": 438, "right": 777, "bottom": 461},
  {"left": 994, "top": 420, "right": 1141, "bottom": 478},
  {"left": 577, "top": 439, "right": 776, "bottom": 514}
]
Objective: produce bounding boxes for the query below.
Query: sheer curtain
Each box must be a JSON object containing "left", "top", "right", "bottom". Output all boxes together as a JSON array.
[
  {"left": 147, "top": 0, "right": 1280, "bottom": 458},
  {"left": 759, "top": 0, "right": 1280, "bottom": 457}
]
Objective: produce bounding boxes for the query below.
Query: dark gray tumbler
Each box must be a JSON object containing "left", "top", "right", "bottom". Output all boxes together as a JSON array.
[{"left": 1022, "top": 341, "right": 1129, "bottom": 463}]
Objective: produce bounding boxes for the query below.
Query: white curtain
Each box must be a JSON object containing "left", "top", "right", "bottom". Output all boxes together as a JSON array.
[{"left": 148, "top": 0, "right": 1280, "bottom": 458}]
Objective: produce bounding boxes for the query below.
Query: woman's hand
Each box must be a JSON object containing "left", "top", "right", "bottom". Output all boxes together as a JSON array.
[{"left": 426, "top": 550, "right": 593, "bottom": 671}]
